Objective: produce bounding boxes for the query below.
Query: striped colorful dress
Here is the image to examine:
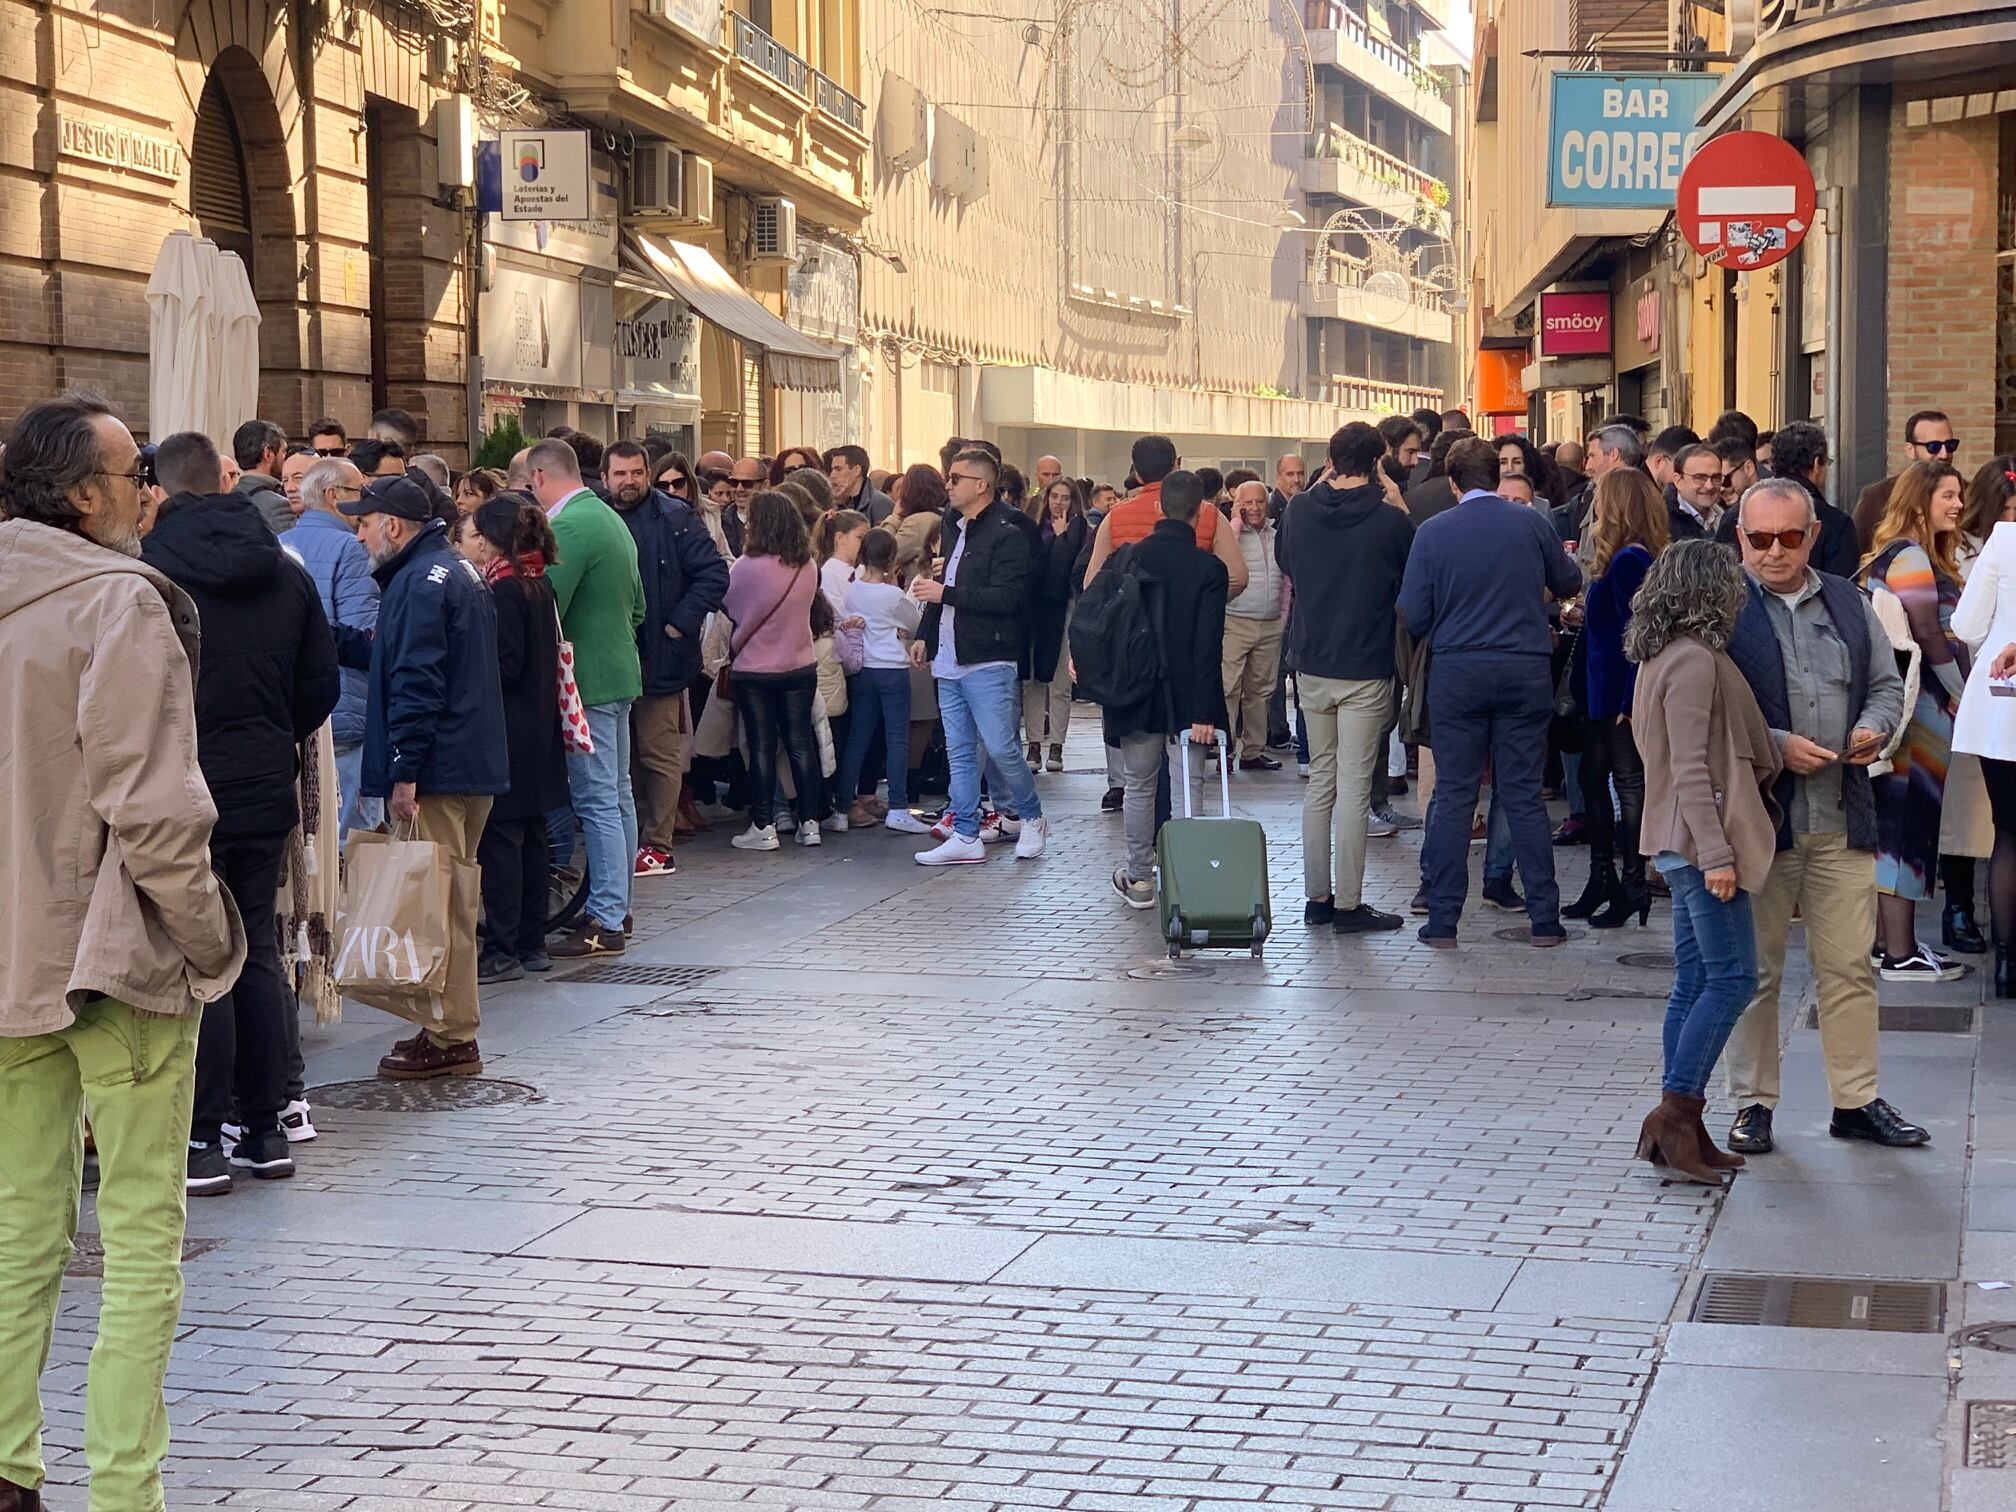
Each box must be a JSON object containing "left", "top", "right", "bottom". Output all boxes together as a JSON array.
[{"left": 1867, "top": 539, "right": 1968, "bottom": 901}]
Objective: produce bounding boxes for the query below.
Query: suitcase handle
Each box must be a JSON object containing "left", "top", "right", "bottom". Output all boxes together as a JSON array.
[{"left": 1176, "top": 728, "right": 1234, "bottom": 820}]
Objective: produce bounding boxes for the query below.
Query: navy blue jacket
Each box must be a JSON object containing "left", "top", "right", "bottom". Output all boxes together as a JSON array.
[
  {"left": 1400, "top": 492, "right": 1583, "bottom": 658},
  {"left": 614, "top": 488, "right": 730, "bottom": 696},
  {"left": 356, "top": 519, "right": 509, "bottom": 798}
]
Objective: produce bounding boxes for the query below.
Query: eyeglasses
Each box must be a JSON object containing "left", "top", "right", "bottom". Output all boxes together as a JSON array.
[
  {"left": 729, "top": 477, "right": 760, "bottom": 489},
  {"left": 313, "top": 446, "right": 347, "bottom": 457},
  {"left": 95, "top": 466, "right": 149, "bottom": 487},
  {"left": 1681, "top": 472, "right": 1722, "bottom": 487},
  {"left": 1720, "top": 471, "right": 1746, "bottom": 489},
  {"left": 1742, "top": 528, "right": 1812, "bottom": 551},
  {"left": 1914, "top": 438, "right": 1961, "bottom": 456}
]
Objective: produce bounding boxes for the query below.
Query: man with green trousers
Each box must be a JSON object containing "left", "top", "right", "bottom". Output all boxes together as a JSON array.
[
  {"left": 0, "top": 395, "right": 248, "bottom": 1512},
  {"left": 527, "top": 438, "right": 646, "bottom": 958}
]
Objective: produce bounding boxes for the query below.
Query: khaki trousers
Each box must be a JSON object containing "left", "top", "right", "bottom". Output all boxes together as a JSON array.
[
  {"left": 1221, "top": 615, "right": 1284, "bottom": 760},
  {"left": 631, "top": 691, "right": 691, "bottom": 851},
  {"left": 1299, "top": 673, "right": 1392, "bottom": 907},
  {"left": 1022, "top": 674, "right": 1073, "bottom": 749},
  {"left": 1722, "top": 831, "right": 1881, "bottom": 1111},
  {"left": 413, "top": 793, "right": 492, "bottom": 1047}
]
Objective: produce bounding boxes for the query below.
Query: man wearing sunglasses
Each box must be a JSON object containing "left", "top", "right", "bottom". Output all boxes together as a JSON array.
[
  {"left": 1720, "top": 476, "right": 1926, "bottom": 1157},
  {"left": 722, "top": 457, "right": 765, "bottom": 557},
  {"left": 1852, "top": 409, "right": 1958, "bottom": 552}
]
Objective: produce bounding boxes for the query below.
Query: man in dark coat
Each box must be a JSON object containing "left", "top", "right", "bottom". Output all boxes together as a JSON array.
[
  {"left": 1098, "top": 469, "right": 1229, "bottom": 907},
  {"left": 338, "top": 475, "right": 508, "bottom": 1081},
  {"left": 604, "top": 441, "right": 729, "bottom": 874},
  {"left": 1713, "top": 420, "right": 1858, "bottom": 578},
  {"left": 141, "top": 430, "right": 340, "bottom": 1191}
]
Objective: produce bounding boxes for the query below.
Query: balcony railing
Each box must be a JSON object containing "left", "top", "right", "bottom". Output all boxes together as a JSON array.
[
  {"left": 1307, "top": 123, "right": 1450, "bottom": 216},
  {"left": 1305, "top": 2, "right": 1449, "bottom": 100},
  {"left": 730, "top": 11, "right": 808, "bottom": 96},
  {"left": 1309, "top": 248, "right": 1449, "bottom": 314},
  {"left": 812, "top": 69, "right": 865, "bottom": 132},
  {"left": 1312, "top": 375, "right": 1446, "bottom": 414}
]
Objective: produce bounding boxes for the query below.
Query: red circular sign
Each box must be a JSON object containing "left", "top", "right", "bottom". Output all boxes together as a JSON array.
[{"left": 1676, "top": 130, "right": 1817, "bottom": 273}]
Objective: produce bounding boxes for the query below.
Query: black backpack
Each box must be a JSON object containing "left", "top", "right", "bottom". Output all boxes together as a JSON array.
[{"left": 1070, "top": 544, "right": 1162, "bottom": 709}]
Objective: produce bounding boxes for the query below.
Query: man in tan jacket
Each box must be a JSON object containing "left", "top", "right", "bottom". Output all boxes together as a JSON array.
[{"left": 0, "top": 394, "right": 247, "bottom": 1512}]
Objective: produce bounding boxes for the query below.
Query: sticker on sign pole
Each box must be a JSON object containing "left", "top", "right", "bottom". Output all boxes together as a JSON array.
[{"left": 1676, "top": 131, "right": 1816, "bottom": 272}]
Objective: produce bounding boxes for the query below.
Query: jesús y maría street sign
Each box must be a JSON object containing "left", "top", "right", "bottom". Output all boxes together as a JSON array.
[{"left": 1547, "top": 72, "right": 1721, "bottom": 209}]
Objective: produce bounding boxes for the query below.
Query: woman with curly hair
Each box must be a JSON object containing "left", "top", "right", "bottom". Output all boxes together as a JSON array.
[
  {"left": 770, "top": 445, "right": 824, "bottom": 485},
  {"left": 1862, "top": 461, "right": 1969, "bottom": 981},
  {"left": 1628, "top": 539, "right": 1782, "bottom": 1183}
]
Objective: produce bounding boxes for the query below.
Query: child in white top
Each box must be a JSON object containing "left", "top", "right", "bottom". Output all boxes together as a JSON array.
[
  {"left": 817, "top": 509, "right": 870, "bottom": 619},
  {"left": 837, "top": 528, "right": 932, "bottom": 832}
]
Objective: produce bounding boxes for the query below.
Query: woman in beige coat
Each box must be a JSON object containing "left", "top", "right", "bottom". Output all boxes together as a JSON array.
[{"left": 1627, "top": 540, "right": 1784, "bottom": 1184}]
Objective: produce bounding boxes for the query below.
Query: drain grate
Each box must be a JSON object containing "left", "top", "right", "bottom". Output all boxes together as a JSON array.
[
  {"left": 307, "top": 1077, "right": 542, "bottom": 1112},
  {"left": 68, "top": 1234, "right": 222, "bottom": 1278},
  {"left": 560, "top": 963, "right": 723, "bottom": 988},
  {"left": 1804, "top": 1002, "right": 1976, "bottom": 1033},
  {"left": 1618, "top": 951, "right": 1677, "bottom": 970},
  {"left": 1965, "top": 1402, "right": 2016, "bottom": 1468},
  {"left": 1692, "top": 1273, "right": 1945, "bottom": 1332}
]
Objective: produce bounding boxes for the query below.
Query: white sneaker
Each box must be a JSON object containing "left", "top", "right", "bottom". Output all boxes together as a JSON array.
[
  {"left": 916, "top": 833, "right": 987, "bottom": 866},
  {"left": 1013, "top": 816, "right": 1049, "bottom": 859},
  {"left": 884, "top": 809, "right": 934, "bottom": 834},
  {"left": 732, "top": 823, "right": 780, "bottom": 851},
  {"left": 980, "top": 811, "right": 1021, "bottom": 844},
  {"left": 826, "top": 812, "right": 849, "bottom": 832},
  {"left": 776, "top": 813, "right": 797, "bottom": 833},
  {"left": 796, "top": 819, "right": 822, "bottom": 847},
  {"left": 280, "top": 1101, "right": 317, "bottom": 1143}
]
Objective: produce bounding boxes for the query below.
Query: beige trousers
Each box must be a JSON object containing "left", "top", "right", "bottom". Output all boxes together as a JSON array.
[
  {"left": 1723, "top": 832, "right": 1881, "bottom": 1111},
  {"left": 1299, "top": 674, "right": 1392, "bottom": 907},
  {"left": 1221, "top": 616, "right": 1284, "bottom": 760},
  {"left": 1022, "top": 675, "right": 1073, "bottom": 749},
  {"left": 631, "top": 691, "right": 691, "bottom": 851},
  {"left": 412, "top": 793, "right": 492, "bottom": 1046}
]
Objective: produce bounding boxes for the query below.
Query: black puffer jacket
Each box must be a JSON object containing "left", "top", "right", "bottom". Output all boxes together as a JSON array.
[{"left": 141, "top": 492, "right": 340, "bottom": 836}]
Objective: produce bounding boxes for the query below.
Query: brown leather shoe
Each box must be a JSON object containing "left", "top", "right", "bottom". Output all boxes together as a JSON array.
[
  {"left": 0, "top": 1475, "right": 45, "bottom": 1511},
  {"left": 1634, "top": 1092, "right": 1725, "bottom": 1184},
  {"left": 377, "top": 1036, "right": 482, "bottom": 1080}
]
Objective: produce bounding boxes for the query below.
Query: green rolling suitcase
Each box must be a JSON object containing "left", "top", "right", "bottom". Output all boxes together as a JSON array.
[{"left": 1155, "top": 731, "right": 1272, "bottom": 959}]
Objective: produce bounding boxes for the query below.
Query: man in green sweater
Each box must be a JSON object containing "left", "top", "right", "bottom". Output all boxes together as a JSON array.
[{"left": 527, "top": 439, "right": 646, "bottom": 957}]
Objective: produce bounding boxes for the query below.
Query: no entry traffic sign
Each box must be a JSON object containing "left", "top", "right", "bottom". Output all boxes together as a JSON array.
[{"left": 1676, "top": 130, "right": 1816, "bottom": 272}]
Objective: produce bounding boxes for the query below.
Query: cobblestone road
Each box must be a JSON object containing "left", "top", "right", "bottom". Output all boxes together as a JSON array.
[{"left": 44, "top": 725, "right": 2007, "bottom": 1510}]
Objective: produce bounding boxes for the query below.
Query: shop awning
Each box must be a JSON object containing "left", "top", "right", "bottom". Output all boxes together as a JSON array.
[{"left": 623, "top": 233, "right": 841, "bottom": 393}]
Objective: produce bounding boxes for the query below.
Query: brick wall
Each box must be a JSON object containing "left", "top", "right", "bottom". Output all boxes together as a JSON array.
[{"left": 1886, "top": 101, "right": 1998, "bottom": 457}]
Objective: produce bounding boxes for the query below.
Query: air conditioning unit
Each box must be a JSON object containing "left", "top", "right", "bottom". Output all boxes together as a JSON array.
[
  {"left": 681, "top": 153, "right": 714, "bottom": 226},
  {"left": 626, "top": 140, "right": 684, "bottom": 215},
  {"left": 878, "top": 75, "right": 928, "bottom": 172},
  {"left": 750, "top": 196, "right": 797, "bottom": 261}
]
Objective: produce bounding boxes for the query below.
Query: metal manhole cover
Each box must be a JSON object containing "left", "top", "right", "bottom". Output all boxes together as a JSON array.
[
  {"left": 307, "top": 1077, "right": 542, "bottom": 1112},
  {"left": 1956, "top": 1322, "right": 2016, "bottom": 1354},
  {"left": 68, "top": 1234, "right": 222, "bottom": 1278},
  {"left": 560, "top": 963, "right": 723, "bottom": 987},
  {"left": 1492, "top": 926, "right": 1586, "bottom": 944},
  {"left": 1804, "top": 1002, "right": 1976, "bottom": 1033},
  {"left": 1127, "top": 963, "right": 1219, "bottom": 980},
  {"left": 1618, "top": 951, "right": 1676, "bottom": 970},
  {"left": 1965, "top": 1402, "right": 2016, "bottom": 1468},
  {"left": 1692, "top": 1273, "right": 1944, "bottom": 1332}
]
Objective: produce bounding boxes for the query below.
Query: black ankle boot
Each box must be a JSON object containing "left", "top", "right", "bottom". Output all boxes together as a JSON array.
[
  {"left": 1562, "top": 857, "right": 1618, "bottom": 920},
  {"left": 1589, "top": 884, "right": 1653, "bottom": 929},
  {"left": 1943, "top": 902, "right": 1987, "bottom": 955},
  {"left": 1997, "top": 943, "right": 2016, "bottom": 999}
]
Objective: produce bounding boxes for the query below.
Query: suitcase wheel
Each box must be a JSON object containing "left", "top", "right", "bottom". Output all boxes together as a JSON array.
[
  {"left": 1250, "top": 908, "right": 1269, "bottom": 943},
  {"left": 1166, "top": 909, "right": 1184, "bottom": 959}
]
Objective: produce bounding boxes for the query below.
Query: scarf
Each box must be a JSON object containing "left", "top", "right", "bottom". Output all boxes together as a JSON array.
[{"left": 483, "top": 549, "right": 546, "bottom": 585}]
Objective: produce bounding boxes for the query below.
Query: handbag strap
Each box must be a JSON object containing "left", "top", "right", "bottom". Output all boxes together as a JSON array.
[{"left": 728, "top": 561, "right": 808, "bottom": 662}]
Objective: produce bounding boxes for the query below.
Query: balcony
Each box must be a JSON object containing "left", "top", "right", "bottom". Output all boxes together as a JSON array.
[
  {"left": 1310, "top": 375, "right": 1446, "bottom": 415},
  {"left": 730, "top": 11, "right": 809, "bottom": 95},
  {"left": 1305, "top": 6, "right": 1453, "bottom": 135},
  {"left": 1299, "top": 251, "right": 1454, "bottom": 344},
  {"left": 812, "top": 70, "right": 865, "bottom": 134},
  {"left": 1300, "top": 125, "right": 1451, "bottom": 233}
]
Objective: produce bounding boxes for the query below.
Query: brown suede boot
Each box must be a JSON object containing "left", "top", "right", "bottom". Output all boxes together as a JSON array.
[
  {"left": 1691, "top": 1108, "right": 1746, "bottom": 1170},
  {"left": 1634, "top": 1092, "right": 1726, "bottom": 1184}
]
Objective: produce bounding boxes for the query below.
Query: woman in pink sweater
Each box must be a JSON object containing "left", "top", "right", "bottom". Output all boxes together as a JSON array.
[{"left": 723, "top": 491, "right": 822, "bottom": 851}]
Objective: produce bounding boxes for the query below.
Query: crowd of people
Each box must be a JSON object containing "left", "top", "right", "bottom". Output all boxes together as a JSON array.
[{"left": 7, "top": 382, "right": 2016, "bottom": 1508}]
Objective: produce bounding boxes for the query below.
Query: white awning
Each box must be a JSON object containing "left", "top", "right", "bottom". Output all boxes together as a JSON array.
[{"left": 623, "top": 233, "right": 841, "bottom": 393}]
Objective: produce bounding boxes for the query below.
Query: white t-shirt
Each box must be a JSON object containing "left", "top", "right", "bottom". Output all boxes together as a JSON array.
[
  {"left": 930, "top": 526, "right": 1015, "bottom": 681},
  {"left": 820, "top": 556, "right": 855, "bottom": 619},
  {"left": 844, "top": 579, "right": 922, "bottom": 669}
]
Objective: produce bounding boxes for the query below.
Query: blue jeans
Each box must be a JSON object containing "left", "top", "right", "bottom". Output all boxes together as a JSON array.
[
  {"left": 939, "top": 664, "right": 1041, "bottom": 840},
  {"left": 838, "top": 668, "right": 912, "bottom": 809},
  {"left": 332, "top": 741, "right": 382, "bottom": 840},
  {"left": 564, "top": 700, "right": 636, "bottom": 931},
  {"left": 1661, "top": 861, "right": 1759, "bottom": 1096},
  {"left": 1482, "top": 789, "right": 1514, "bottom": 884}
]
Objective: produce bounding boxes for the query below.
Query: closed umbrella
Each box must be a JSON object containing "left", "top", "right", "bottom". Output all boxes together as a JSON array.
[
  {"left": 191, "top": 238, "right": 228, "bottom": 446},
  {"left": 214, "top": 250, "right": 262, "bottom": 439},
  {"left": 144, "top": 231, "right": 209, "bottom": 439}
]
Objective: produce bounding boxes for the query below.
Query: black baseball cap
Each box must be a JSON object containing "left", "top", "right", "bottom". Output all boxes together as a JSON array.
[{"left": 339, "top": 475, "right": 435, "bottom": 522}]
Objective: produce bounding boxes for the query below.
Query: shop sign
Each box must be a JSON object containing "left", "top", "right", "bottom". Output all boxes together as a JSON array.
[
  {"left": 479, "top": 262, "right": 583, "bottom": 389},
  {"left": 615, "top": 295, "right": 702, "bottom": 400},
  {"left": 1475, "top": 346, "right": 1529, "bottom": 414},
  {"left": 500, "top": 129, "right": 592, "bottom": 222},
  {"left": 786, "top": 239, "right": 860, "bottom": 347},
  {"left": 1547, "top": 72, "right": 1719, "bottom": 208},
  {"left": 58, "top": 115, "right": 183, "bottom": 180},
  {"left": 1636, "top": 289, "right": 1661, "bottom": 354},
  {"left": 1537, "top": 290, "right": 1611, "bottom": 357}
]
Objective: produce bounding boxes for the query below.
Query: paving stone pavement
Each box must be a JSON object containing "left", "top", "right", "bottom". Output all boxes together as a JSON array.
[{"left": 43, "top": 722, "right": 1991, "bottom": 1511}]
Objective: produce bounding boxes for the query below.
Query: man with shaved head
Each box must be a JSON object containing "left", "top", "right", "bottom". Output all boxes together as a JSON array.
[
  {"left": 1267, "top": 452, "right": 1307, "bottom": 522},
  {"left": 1032, "top": 455, "right": 1063, "bottom": 496}
]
